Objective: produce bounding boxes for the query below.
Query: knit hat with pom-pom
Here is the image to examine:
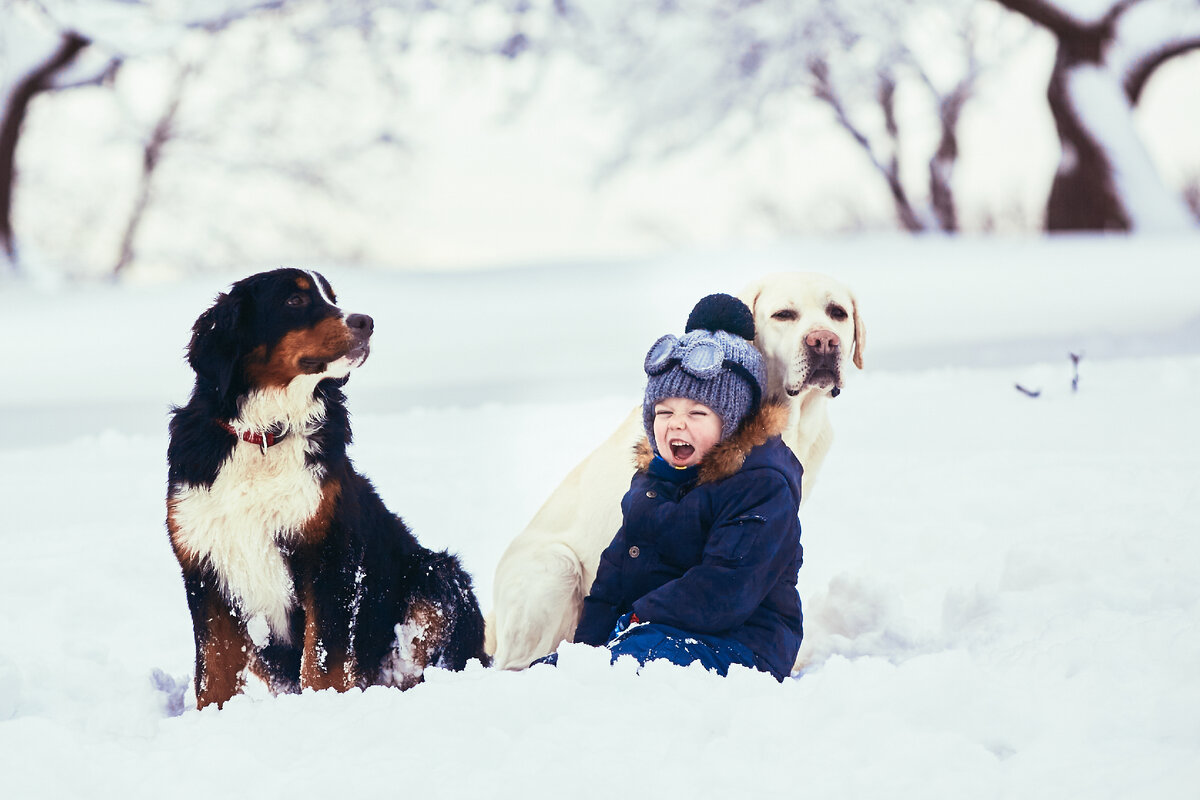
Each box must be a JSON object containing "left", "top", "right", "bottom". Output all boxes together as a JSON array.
[{"left": 642, "top": 294, "right": 765, "bottom": 448}]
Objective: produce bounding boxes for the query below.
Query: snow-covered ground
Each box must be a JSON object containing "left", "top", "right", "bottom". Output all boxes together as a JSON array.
[{"left": 2, "top": 237, "right": 1199, "bottom": 798}]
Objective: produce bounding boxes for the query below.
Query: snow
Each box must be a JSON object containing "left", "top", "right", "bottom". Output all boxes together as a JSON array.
[{"left": 2, "top": 237, "right": 1200, "bottom": 798}]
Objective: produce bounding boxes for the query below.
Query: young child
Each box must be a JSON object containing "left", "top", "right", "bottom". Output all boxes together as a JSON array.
[{"left": 573, "top": 293, "right": 804, "bottom": 681}]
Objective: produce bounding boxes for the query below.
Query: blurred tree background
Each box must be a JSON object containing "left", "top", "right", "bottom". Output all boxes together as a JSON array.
[{"left": 2, "top": 0, "right": 1198, "bottom": 281}]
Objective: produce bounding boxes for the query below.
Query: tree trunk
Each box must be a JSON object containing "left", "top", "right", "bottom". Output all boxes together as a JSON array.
[
  {"left": 876, "top": 75, "right": 927, "bottom": 233},
  {"left": 1044, "top": 42, "right": 1130, "bottom": 230},
  {"left": 929, "top": 86, "right": 970, "bottom": 233},
  {"left": 0, "top": 33, "right": 91, "bottom": 272},
  {"left": 995, "top": 0, "right": 1200, "bottom": 232}
]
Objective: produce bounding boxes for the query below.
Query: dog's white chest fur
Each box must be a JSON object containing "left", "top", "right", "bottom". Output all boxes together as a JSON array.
[{"left": 171, "top": 386, "right": 329, "bottom": 642}]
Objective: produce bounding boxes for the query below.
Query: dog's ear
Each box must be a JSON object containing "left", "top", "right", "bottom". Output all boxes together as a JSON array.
[
  {"left": 850, "top": 293, "right": 866, "bottom": 370},
  {"left": 187, "top": 292, "right": 243, "bottom": 404},
  {"left": 736, "top": 278, "right": 764, "bottom": 334}
]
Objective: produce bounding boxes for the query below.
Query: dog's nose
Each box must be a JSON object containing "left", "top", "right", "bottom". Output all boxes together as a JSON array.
[
  {"left": 805, "top": 329, "right": 839, "bottom": 354},
  {"left": 346, "top": 314, "right": 374, "bottom": 335}
]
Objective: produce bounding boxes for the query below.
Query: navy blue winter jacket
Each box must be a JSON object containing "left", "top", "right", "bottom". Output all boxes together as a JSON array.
[{"left": 575, "top": 403, "right": 804, "bottom": 680}]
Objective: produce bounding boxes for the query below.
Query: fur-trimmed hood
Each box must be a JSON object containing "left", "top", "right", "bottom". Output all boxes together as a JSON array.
[{"left": 634, "top": 401, "right": 792, "bottom": 486}]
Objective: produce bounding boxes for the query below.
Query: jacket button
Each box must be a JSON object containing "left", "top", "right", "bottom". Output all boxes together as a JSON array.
[
  {"left": 646, "top": 490, "right": 657, "bottom": 498},
  {"left": 628, "top": 545, "right": 640, "bottom": 558}
]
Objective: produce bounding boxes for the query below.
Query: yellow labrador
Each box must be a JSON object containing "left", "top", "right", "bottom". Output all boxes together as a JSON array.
[{"left": 487, "top": 272, "right": 865, "bottom": 671}]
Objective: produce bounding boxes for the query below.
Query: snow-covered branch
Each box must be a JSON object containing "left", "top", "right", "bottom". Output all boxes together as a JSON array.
[{"left": 1109, "top": 0, "right": 1200, "bottom": 100}]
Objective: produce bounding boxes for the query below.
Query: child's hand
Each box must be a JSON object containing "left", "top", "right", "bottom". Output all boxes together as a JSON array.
[{"left": 609, "top": 612, "right": 644, "bottom": 640}]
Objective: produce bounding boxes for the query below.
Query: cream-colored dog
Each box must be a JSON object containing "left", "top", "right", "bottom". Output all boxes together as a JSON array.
[{"left": 487, "top": 272, "right": 865, "bottom": 671}]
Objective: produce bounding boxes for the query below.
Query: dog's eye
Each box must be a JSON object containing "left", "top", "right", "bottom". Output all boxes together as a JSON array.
[
  {"left": 771, "top": 309, "right": 798, "bottom": 322},
  {"left": 827, "top": 304, "right": 848, "bottom": 321},
  {"left": 286, "top": 294, "right": 309, "bottom": 308}
]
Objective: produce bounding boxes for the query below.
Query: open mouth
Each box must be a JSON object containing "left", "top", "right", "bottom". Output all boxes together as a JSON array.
[
  {"left": 669, "top": 440, "right": 695, "bottom": 462},
  {"left": 787, "top": 366, "right": 841, "bottom": 396},
  {"left": 807, "top": 368, "right": 838, "bottom": 389}
]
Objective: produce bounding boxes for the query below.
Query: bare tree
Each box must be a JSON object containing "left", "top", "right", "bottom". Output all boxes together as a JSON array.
[
  {"left": 111, "top": 60, "right": 194, "bottom": 279},
  {"left": 488, "top": 0, "right": 1200, "bottom": 234},
  {"left": 993, "top": 0, "right": 1200, "bottom": 231},
  {"left": 1, "top": 0, "right": 302, "bottom": 278},
  {"left": 807, "top": 59, "right": 925, "bottom": 232},
  {"left": 797, "top": 1, "right": 1000, "bottom": 233},
  {"left": 0, "top": 13, "right": 119, "bottom": 273},
  {"left": 484, "top": 0, "right": 1013, "bottom": 234},
  {"left": 17, "top": 0, "right": 534, "bottom": 281}
]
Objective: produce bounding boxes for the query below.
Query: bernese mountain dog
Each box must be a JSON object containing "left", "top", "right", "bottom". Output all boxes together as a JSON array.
[{"left": 166, "top": 268, "right": 487, "bottom": 709}]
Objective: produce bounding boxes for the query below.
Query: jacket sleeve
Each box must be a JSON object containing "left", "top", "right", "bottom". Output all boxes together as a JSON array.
[
  {"left": 630, "top": 470, "right": 798, "bottom": 634},
  {"left": 574, "top": 527, "right": 628, "bottom": 646}
]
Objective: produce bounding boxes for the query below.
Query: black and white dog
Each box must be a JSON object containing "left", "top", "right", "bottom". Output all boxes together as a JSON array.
[{"left": 167, "top": 268, "right": 486, "bottom": 709}]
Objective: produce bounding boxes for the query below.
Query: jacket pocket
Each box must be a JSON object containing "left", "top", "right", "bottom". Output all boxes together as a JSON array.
[{"left": 707, "top": 514, "right": 766, "bottom": 561}]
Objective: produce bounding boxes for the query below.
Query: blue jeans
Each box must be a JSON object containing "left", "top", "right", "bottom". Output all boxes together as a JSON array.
[
  {"left": 605, "top": 621, "right": 757, "bottom": 676},
  {"left": 531, "top": 615, "right": 758, "bottom": 676}
]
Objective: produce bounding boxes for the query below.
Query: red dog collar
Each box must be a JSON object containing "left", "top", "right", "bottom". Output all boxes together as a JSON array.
[{"left": 216, "top": 420, "right": 286, "bottom": 452}]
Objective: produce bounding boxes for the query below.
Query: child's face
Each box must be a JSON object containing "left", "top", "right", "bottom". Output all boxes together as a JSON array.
[{"left": 653, "top": 397, "right": 722, "bottom": 468}]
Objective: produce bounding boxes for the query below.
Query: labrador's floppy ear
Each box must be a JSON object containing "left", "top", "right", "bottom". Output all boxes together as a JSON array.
[
  {"left": 187, "top": 292, "right": 243, "bottom": 406},
  {"left": 850, "top": 292, "right": 866, "bottom": 370}
]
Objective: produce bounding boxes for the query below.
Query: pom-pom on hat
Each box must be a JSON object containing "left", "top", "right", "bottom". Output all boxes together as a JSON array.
[
  {"left": 685, "top": 293, "right": 756, "bottom": 340},
  {"left": 643, "top": 293, "right": 766, "bottom": 451}
]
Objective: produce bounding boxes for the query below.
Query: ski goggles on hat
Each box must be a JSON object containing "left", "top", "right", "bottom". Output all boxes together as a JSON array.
[
  {"left": 644, "top": 334, "right": 726, "bottom": 378},
  {"left": 644, "top": 333, "right": 762, "bottom": 410}
]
